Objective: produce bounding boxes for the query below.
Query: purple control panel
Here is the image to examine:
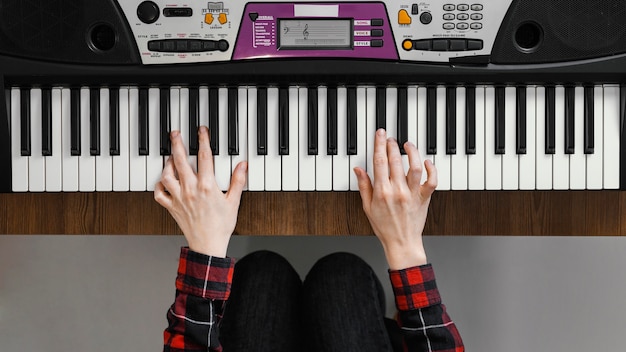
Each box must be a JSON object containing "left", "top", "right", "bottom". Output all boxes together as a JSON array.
[{"left": 232, "top": 2, "right": 398, "bottom": 60}]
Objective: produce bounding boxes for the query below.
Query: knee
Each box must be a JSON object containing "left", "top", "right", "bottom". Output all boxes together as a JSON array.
[
  {"left": 307, "top": 252, "right": 372, "bottom": 279},
  {"left": 235, "top": 250, "right": 298, "bottom": 280}
]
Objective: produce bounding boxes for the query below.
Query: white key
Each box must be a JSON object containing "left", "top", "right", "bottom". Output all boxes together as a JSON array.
[
  {"left": 96, "top": 88, "right": 113, "bottom": 191},
  {"left": 78, "top": 88, "right": 96, "bottom": 192},
  {"left": 350, "top": 86, "right": 368, "bottom": 191},
  {"left": 214, "top": 88, "right": 231, "bottom": 191},
  {"left": 299, "top": 87, "right": 316, "bottom": 190},
  {"left": 282, "top": 87, "right": 299, "bottom": 191},
  {"left": 386, "top": 87, "right": 397, "bottom": 139},
  {"left": 569, "top": 87, "right": 586, "bottom": 190},
  {"left": 502, "top": 87, "right": 518, "bottom": 190},
  {"left": 435, "top": 87, "right": 451, "bottom": 190},
  {"left": 316, "top": 86, "right": 332, "bottom": 191},
  {"left": 586, "top": 86, "right": 603, "bottom": 189},
  {"left": 535, "top": 86, "right": 552, "bottom": 190},
  {"left": 451, "top": 87, "right": 468, "bottom": 190},
  {"left": 179, "top": 88, "right": 197, "bottom": 173},
  {"left": 366, "top": 87, "right": 377, "bottom": 182},
  {"left": 11, "top": 88, "right": 28, "bottom": 192},
  {"left": 484, "top": 87, "right": 501, "bottom": 190},
  {"left": 603, "top": 85, "right": 620, "bottom": 189},
  {"left": 128, "top": 88, "right": 146, "bottom": 191},
  {"left": 333, "top": 87, "right": 350, "bottom": 190},
  {"left": 28, "top": 88, "right": 45, "bottom": 192},
  {"left": 519, "top": 86, "right": 536, "bottom": 190},
  {"left": 417, "top": 87, "right": 432, "bottom": 185},
  {"left": 553, "top": 86, "right": 569, "bottom": 190},
  {"left": 232, "top": 87, "right": 248, "bottom": 191},
  {"left": 263, "top": 88, "right": 280, "bottom": 191},
  {"left": 145, "top": 88, "right": 163, "bottom": 191},
  {"left": 113, "top": 88, "right": 130, "bottom": 191},
  {"left": 247, "top": 87, "right": 264, "bottom": 191},
  {"left": 405, "top": 86, "right": 418, "bottom": 176},
  {"left": 45, "top": 89, "right": 62, "bottom": 192},
  {"left": 468, "top": 86, "right": 486, "bottom": 189}
]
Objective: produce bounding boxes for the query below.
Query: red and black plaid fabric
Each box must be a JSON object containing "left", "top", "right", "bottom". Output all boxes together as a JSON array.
[
  {"left": 390, "top": 264, "right": 465, "bottom": 352},
  {"left": 164, "top": 248, "right": 234, "bottom": 352}
]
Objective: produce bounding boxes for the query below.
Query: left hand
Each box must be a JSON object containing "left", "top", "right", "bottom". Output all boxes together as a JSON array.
[{"left": 154, "top": 126, "right": 247, "bottom": 257}]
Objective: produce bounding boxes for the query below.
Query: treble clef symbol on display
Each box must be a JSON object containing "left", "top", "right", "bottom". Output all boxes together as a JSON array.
[{"left": 303, "top": 24, "right": 309, "bottom": 40}]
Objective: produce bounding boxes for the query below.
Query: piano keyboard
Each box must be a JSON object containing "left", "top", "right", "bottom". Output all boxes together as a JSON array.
[{"left": 8, "top": 84, "right": 622, "bottom": 192}]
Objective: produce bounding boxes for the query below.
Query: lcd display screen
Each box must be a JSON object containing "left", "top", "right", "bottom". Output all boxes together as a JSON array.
[{"left": 278, "top": 19, "right": 353, "bottom": 49}]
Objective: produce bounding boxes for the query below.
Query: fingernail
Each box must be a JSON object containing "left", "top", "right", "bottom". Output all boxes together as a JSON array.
[
  {"left": 376, "top": 128, "right": 386, "bottom": 136},
  {"left": 406, "top": 141, "right": 415, "bottom": 148},
  {"left": 171, "top": 130, "right": 180, "bottom": 138},
  {"left": 200, "top": 126, "right": 208, "bottom": 134}
]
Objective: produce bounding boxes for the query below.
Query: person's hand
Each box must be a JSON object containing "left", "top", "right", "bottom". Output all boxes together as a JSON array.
[
  {"left": 154, "top": 126, "right": 247, "bottom": 257},
  {"left": 354, "top": 129, "right": 437, "bottom": 270}
]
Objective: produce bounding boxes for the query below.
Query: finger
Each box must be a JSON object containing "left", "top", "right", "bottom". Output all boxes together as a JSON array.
[
  {"left": 404, "top": 141, "right": 424, "bottom": 192},
  {"left": 154, "top": 181, "right": 173, "bottom": 209},
  {"left": 372, "top": 129, "right": 389, "bottom": 187},
  {"left": 226, "top": 161, "right": 247, "bottom": 201},
  {"left": 387, "top": 138, "right": 407, "bottom": 187},
  {"left": 354, "top": 167, "right": 373, "bottom": 213},
  {"left": 170, "top": 130, "right": 194, "bottom": 185},
  {"left": 196, "top": 126, "right": 215, "bottom": 183},
  {"left": 420, "top": 159, "right": 438, "bottom": 199},
  {"left": 160, "top": 156, "right": 181, "bottom": 196}
]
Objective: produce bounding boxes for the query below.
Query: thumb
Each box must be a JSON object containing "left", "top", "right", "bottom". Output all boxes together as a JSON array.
[
  {"left": 226, "top": 162, "right": 247, "bottom": 201},
  {"left": 354, "top": 167, "right": 373, "bottom": 211}
]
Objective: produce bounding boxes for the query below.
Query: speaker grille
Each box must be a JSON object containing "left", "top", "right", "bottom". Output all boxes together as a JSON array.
[
  {"left": 492, "top": 0, "right": 626, "bottom": 64},
  {"left": 1, "top": 0, "right": 82, "bottom": 54}
]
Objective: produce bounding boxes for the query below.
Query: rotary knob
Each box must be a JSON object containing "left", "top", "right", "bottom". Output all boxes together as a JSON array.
[{"left": 137, "top": 1, "right": 160, "bottom": 24}]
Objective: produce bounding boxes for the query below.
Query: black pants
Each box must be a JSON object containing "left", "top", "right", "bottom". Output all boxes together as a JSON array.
[{"left": 219, "top": 250, "right": 400, "bottom": 352}]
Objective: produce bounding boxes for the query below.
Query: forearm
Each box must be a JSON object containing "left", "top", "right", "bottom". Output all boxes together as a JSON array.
[
  {"left": 164, "top": 248, "right": 235, "bottom": 352},
  {"left": 389, "top": 264, "right": 464, "bottom": 352}
]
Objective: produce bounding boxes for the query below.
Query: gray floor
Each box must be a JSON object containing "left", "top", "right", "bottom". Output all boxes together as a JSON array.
[{"left": 1, "top": 235, "right": 626, "bottom": 352}]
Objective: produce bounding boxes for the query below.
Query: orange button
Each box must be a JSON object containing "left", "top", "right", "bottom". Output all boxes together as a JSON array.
[
  {"left": 398, "top": 9, "right": 412, "bottom": 25},
  {"left": 402, "top": 39, "right": 413, "bottom": 50},
  {"left": 204, "top": 13, "right": 214, "bottom": 24},
  {"left": 218, "top": 13, "right": 228, "bottom": 24}
]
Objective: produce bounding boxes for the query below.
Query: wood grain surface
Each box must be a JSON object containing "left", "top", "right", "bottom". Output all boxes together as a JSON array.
[{"left": 0, "top": 191, "right": 624, "bottom": 235}]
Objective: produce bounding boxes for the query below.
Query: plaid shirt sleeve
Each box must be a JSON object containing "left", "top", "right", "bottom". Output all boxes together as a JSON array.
[
  {"left": 163, "top": 247, "right": 235, "bottom": 352},
  {"left": 389, "top": 264, "right": 464, "bottom": 352}
]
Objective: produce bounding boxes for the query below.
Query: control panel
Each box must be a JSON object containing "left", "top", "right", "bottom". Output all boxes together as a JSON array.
[{"left": 116, "top": 0, "right": 514, "bottom": 65}]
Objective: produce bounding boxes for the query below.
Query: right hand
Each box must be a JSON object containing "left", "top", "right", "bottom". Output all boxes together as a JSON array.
[{"left": 353, "top": 129, "right": 438, "bottom": 270}]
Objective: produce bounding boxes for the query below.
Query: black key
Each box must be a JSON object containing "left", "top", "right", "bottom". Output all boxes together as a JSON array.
[
  {"left": 109, "top": 88, "right": 120, "bottom": 156},
  {"left": 209, "top": 87, "right": 219, "bottom": 154},
  {"left": 446, "top": 87, "right": 457, "bottom": 155},
  {"left": 397, "top": 86, "right": 408, "bottom": 155},
  {"left": 327, "top": 87, "right": 338, "bottom": 155},
  {"left": 347, "top": 87, "right": 358, "bottom": 155},
  {"left": 158, "top": 87, "right": 170, "bottom": 156},
  {"left": 41, "top": 88, "right": 52, "bottom": 156},
  {"left": 564, "top": 86, "right": 575, "bottom": 154},
  {"left": 584, "top": 86, "right": 594, "bottom": 154},
  {"left": 89, "top": 88, "right": 101, "bottom": 156},
  {"left": 375, "top": 86, "right": 386, "bottom": 129},
  {"left": 545, "top": 86, "right": 556, "bottom": 154},
  {"left": 257, "top": 87, "right": 267, "bottom": 155},
  {"left": 228, "top": 87, "right": 239, "bottom": 155},
  {"left": 465, "top": 87, "right": 476, "bottom": 154},
  {"left": 138, "top": 88, "right": 149, "bottom": 156},
  {"left": 516, "top": 86, "right": 527, "bottom": 154},
  {"left": 307, "top": 87, "right": 318, "bottom": 155},
  {"left": 426, "top": 87, "right": 437, "bottom": 154},
  {"left": 495, "top": 86, "right": 505, "bottom": 154},
  {"left": 189, "top": 87, "right": 200, "bottom": 155},
  {"left": 20, "top": 88, "right": 31, "bottom": 156},
  {"left": 278, "top": 87, "right": 289, "bottom": 155},
  {"left": 70, "top": 88, "right": 81, "bottom": 156}
]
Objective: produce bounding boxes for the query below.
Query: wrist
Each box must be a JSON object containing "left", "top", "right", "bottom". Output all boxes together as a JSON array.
[{"left": 382, "top": 242, "right": 428, "bottom": 270}]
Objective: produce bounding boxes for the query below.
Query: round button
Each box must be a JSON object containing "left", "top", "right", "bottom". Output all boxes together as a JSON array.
[
  {"left": 217, "top": 39, "right": 229, "bottom": 52},
  {"left": 137, "top": 1, "right": 160, "bottom": 24},
  {"left": 402, "top": 39, "right": 413, "bottom": 51},
  {"left": 420, "top": 12, "right": 433, "bottom": 24}
]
